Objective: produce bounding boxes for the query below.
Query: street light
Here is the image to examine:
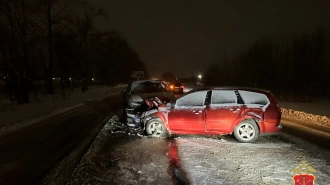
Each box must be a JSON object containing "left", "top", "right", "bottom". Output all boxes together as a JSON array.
[{"left": 197, "top": 74, "right": 202, "bottom": 86}]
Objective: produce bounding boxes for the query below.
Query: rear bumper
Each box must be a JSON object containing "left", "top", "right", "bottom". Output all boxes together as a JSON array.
[{"left": 260, "top": 124, "right": 282, "bottom": 136}]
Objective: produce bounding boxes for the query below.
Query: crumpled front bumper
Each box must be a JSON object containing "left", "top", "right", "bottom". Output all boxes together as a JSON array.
[{"left": 125, "top": 109, "right": 140, "bottom": 127}]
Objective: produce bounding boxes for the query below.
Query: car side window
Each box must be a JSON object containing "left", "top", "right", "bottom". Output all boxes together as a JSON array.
[
  {"left": 237, "top": 90, "right": 269, "bottom": 105},
  {"left": 210, "top": 90, "right": 237, "bottom": 105},
  {"left": 144, "top": 83, "right": 162, "bottom": 93},
  {"left": 175, "top": 91, "right": 207, "bottom": 107},
  {"left": 131, "top": 83, "right": 146, "bottom": 93}
]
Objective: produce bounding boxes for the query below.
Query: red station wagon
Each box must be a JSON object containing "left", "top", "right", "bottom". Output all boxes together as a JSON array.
[{"left": 141, "top": 87, "right": 282, "bottom": 143}]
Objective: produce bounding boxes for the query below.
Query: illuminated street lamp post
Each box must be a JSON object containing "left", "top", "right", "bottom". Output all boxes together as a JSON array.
[{"left": 198, "top": 74, "right": 202, "bottom": 85}]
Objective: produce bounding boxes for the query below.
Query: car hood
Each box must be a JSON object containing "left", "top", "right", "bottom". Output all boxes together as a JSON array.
[
  {"left": 129, "top": 94, "right": 144, "bottom": 102},
  {"left": 130, "top": 92, "right": 174, "bottom": 102}
]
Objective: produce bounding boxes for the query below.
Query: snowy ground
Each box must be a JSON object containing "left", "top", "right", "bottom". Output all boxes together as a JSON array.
[
  {"left": 66, "top": 85, "right": 330, "bottom": 184},
  {"left": 175, "top": 133, "right": 330, "bottom": 185},
  {"left": 0, "top": 85, "right": 126, "bottom": 136},
  {"left": 64, "top": 115, "right": 330, "bottom": 185},
  {"left": 66, "top": 116, "right": 172, "bottom": 185},
  {"left": 1, "top": 84, "right": 330, "bottom": 184}
]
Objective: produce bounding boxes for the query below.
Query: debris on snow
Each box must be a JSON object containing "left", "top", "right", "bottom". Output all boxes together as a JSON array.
[{"left": 106, "top": 115, "right": 146, "bottom": 136}]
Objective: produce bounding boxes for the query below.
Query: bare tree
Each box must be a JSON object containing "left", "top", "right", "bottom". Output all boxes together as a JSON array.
[
  {"left": 0, "top": 0, "right": 35, "bottom": 103},
  {"left": 72, "top": 4, "right": 107, "bottom": 82},
  {"left": 32, "top": 0, "right": 83, "bottom": 94}
]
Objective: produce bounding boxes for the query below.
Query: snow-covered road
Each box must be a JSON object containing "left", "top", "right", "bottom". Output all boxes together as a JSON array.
[
  {"left": 1, "top": 84, "right": 330, "bottom": 184},
  {"left": 54, "top": 115, "right": 330, "bottom": 185},
  {"left": 177, "top": 133, "right": 330, "bottom": 185}
]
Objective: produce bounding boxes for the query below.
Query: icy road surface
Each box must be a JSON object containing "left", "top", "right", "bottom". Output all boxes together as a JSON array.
[{"left": 61, "top": 116, "right": 330, "bottom": 185}]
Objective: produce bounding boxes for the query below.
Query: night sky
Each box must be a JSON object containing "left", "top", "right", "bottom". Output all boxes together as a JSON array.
[{"left": 88, "top": 0, "right": 330, "bottom": 78}]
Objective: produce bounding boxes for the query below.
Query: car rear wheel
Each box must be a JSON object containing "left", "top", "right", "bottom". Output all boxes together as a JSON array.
[
  {"left": 146, "top": 118, "right": 167, "bottom": 138},
  {"left": 233, "top": 120, "right": 259, "bottom": 143}
]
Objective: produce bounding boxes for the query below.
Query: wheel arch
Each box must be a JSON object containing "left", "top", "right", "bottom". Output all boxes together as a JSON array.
[
  {"left": 145, "top": 116, "right": 170, "bottom": 137},
  {"left": 143, "top": 112, "right": 170, "bottom": 132}
]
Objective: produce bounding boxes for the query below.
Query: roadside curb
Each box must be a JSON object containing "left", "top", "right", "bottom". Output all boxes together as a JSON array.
[{"left": 38, "top": 115, "right": 112, "bottom": 185}]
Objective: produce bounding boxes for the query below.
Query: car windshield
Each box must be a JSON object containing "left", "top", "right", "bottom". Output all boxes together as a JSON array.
[{"left": 130, "top": 81, "right": 166, "bottom": 94}]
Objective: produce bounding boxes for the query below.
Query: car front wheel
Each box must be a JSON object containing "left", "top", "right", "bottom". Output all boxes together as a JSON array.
[
  {"left": 233, "top": 120, "right": 259, "bottom": 143},
  {"left": 146, "top": 118, "right": 167, "bottom": 138}
]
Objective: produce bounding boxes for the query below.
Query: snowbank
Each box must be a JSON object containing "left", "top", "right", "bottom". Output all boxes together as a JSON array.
[
  {"left": 281, "top": 109, "right": 330, "bottom": 127},
  {"left": 0, "top": 85, "right": 126, "bottom": 136},
  {"left": 280, "top": 102, "right": 330, "bottom": 127}
]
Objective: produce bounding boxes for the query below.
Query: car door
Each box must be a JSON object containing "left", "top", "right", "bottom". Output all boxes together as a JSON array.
[
  {"left": 168, "top": 90, "right": 208, "bottom": 133},
  {"left": 205, "top": 90, "right": 243, "bottom": 133}
]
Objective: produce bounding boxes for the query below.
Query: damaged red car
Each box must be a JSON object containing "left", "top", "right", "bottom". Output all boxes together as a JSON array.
[{"left": 141, "top": 87, "right": 282, "bottom": 143}]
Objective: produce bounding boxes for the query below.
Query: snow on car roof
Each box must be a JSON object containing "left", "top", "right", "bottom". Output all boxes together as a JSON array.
[{"left": 190, "top": 86, "right": 271, "bottom": 94}]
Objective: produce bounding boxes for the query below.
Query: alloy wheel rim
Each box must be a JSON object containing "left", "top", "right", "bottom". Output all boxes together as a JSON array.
[
  {"left": 238, "top": 123, "right": 255, "bottom": 140},
  {"left": 150, "top": 122, "right": 163, "bottom": 136}
]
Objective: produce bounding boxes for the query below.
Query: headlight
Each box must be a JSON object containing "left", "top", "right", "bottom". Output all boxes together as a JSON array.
[{"left": 129, "top": 101, "right": 142, "bottom": 109}]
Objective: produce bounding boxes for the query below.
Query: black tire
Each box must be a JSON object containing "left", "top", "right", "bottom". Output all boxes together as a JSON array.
[
  {"left": 233, "top": 120, "right": 259, "bottom": 143},
  {"left": 146, "top": 118, "right": 167, "bottom": 138}
]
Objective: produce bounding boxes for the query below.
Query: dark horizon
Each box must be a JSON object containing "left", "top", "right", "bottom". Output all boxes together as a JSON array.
[
  {"left": 1, "top": 0, "right": 330, "bottom": 103},
  {"left": 89, "top": 0, "right": 330, "bottom": 78}
]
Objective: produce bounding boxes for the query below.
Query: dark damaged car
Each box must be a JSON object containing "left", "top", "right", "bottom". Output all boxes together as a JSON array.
[
  {"left": 122, "top": 80, "right": 175, "bottom": 127},
  {"left": 141, "top": 87, "right": 282, "bottom": 143}
]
